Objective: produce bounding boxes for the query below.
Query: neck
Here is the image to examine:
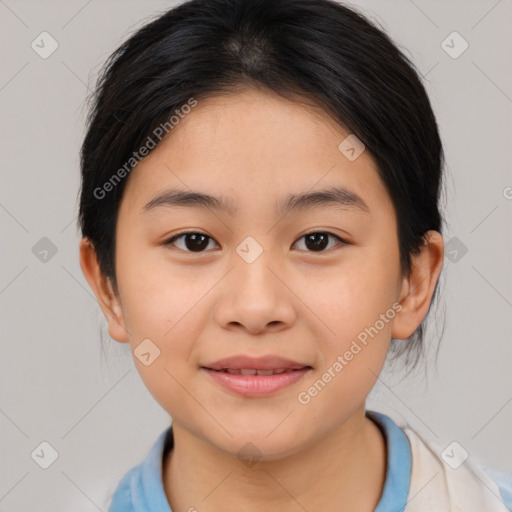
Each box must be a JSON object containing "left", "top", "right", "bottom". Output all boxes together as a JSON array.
[{"left": 163, "top": 406, "right": 386, "bottom": 512}]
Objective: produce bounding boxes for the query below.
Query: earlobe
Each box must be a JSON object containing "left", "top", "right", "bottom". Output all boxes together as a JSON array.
[
  {"left": 391, "top": 230, "right": 444, "bottom": 340},
  {"left": 78, "top": 238, "right": 130, "bottom": 343}
]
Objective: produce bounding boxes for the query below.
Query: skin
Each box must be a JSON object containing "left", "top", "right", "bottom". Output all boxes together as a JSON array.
[{"left": 80, "top": 87, "right": 444, "bottom": 512}]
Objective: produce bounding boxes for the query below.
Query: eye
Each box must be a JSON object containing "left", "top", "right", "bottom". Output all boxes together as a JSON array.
[
  {"left": 293, "top": 231, "right": 346, "bottom": 252},
  {"left": 164, "top": 232, "right": 219, "bottom": 252},
  {"left": 164, "top": 230, "right": 347, "bottom": 254}
]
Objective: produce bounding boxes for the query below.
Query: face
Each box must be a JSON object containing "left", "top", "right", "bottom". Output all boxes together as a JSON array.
[{"left": 90, "top": 88, "right": 413, "bottom": 458}]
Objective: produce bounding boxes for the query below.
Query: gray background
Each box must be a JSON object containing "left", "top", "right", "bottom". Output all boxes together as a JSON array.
[{"left": 0, "top": 0, "right": 511, "bottom": 510}]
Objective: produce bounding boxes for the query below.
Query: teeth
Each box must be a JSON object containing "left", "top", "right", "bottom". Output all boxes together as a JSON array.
[
  {"left": 220, "top": 368, "right": 296, "bottom": 375},
  {"left": 256, "top": 369, "right": 274, "bottom": 376}
]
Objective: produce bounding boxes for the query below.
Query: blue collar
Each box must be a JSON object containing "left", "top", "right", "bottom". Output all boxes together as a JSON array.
[
  {"left": 109, "top": 411, "right": 412, "bottom": 511},
  {"left": 368, "top": 411, "right": 411, "bottom": 512}
]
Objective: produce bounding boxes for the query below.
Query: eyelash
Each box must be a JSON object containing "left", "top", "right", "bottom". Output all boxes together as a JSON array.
[{"left": 163, "top": 230, "right": 347, "bottom": 254}]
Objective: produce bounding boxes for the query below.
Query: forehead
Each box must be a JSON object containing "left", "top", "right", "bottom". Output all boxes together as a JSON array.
[{"left": 119, "top": 88, "right": 392, "bottom": 219}]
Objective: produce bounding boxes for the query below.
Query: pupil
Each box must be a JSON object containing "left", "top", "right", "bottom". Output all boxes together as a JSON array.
[
  {"left": 185, "top": 233, "right": 209, "bottom": 251},
  {"left": 306, "top": 233, "right": 328, "bottom": 251}
]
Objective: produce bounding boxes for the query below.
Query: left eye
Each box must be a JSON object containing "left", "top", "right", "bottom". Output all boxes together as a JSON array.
[
  {"left": 164, "top": 231, "right": 346, "bottom": 253},
  {"left": 292, "top": 231, "right": 346, "bottom": 252}
]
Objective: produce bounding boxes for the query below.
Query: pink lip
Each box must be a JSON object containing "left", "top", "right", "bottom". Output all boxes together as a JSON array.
[
  {"left": 200, "top": 354, "right": 312, "bottom": 397},
  {"left": 201, "top": 367, "right": 312, "bottom": 397},
  {"left": 202, "top": 354, "right": 310, "bottom": 371}
]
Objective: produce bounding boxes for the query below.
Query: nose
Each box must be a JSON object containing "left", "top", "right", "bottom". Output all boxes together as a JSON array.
[{"left": 213, "top": 248, "right": 297, "bottom": 335}]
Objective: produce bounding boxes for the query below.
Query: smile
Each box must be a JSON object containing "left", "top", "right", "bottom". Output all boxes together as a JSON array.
[
  {"left": 201, "top": 366, "right": 312, "bottom": 397},
  {"left": 212, "top": 368, "right": 298, "bottom": 375}
]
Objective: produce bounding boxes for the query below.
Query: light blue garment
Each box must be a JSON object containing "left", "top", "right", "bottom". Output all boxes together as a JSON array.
[
  {"left": 482, "top": 468, "right": 512, "bottom": 511},
  {"left": 108, "top": 411, "right": 511, "bottom": 511},
  {"left": 108, "top": 428, "right": 173, "bottom": 511},
  {"left": 369, "top": 411, "right": 411, "bottom": 512}
]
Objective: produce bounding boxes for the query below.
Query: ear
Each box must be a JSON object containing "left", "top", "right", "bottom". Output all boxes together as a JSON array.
[
  {"left": 79, "top": 237, "right": 130, "bottom": 343},
  {"left": 391, "top": 230, "right": 444, "bottom": 340}
]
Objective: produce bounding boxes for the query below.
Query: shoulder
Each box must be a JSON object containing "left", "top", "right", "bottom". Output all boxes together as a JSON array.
[
  {"left": 106, "top": 426, "right": 174, "bottom": 512},
  {"left": 108, "top": 466, "right": 138, "bottom": 512},
  {"left": 400, "top": 423, "right": 511, "bottom": 511}
]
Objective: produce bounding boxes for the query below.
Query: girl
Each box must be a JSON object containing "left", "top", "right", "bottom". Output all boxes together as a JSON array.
[{"left": 78, "top": 0, "right": 511, "bottom": 510}]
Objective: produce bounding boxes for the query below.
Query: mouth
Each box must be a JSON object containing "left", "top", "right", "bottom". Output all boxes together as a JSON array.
[
  {"left": 205, "top": 367, "right": 311, "bottom": 375},
  {"left": 200, "top": 355, "right": 313, "bottom": 396},
  {"left": 202, "top": 354, "right": 312, "bottom": 372}
]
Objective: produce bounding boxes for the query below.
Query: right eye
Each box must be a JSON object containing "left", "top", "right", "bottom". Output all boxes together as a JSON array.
[{"left": 163, "top": 232, "right": 220, "bottom": 253}]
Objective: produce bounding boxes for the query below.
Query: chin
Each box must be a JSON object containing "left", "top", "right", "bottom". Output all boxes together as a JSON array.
[{"left": 212, "top": 423, "right": 308, "bottom": 462}]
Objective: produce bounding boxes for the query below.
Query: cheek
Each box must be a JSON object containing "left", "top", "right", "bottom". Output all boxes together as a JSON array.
[
  {"left": 299, "top": 247, "right": 399, "bottom": 384},
  {"left": 116, "top": 236, "right": 206, "bottom": 333},
  {"left": 115, "top": 247, "right": 213, "bottom": 396},
  {"left": 296, "top": 275, "right": 395, "bottom": 421},
  {"left": 304, "top": 252, "right": 399, "bottom": 341}
]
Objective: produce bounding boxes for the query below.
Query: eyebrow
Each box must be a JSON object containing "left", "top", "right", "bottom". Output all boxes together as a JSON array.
[{"left": 142, "top": 185, "right": 370, "bottom": 217}]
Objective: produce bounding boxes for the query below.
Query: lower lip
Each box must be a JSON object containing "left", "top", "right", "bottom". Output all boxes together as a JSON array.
[{"left": 201, "top": 368, "right": 311, "bottom": 397}]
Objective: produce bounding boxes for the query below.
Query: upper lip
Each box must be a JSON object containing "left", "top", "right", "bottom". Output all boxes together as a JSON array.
[{"left": 202, "top": 355, "right": 311, "bottom": 371}]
